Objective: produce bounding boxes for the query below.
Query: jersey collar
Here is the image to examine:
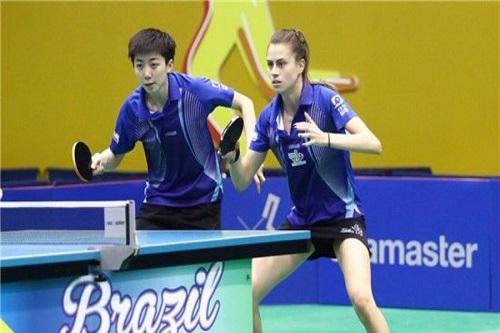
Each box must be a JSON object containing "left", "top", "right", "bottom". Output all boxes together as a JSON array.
[
  {"left": 138, "top": 72, "right": 181, "bottom": 120},
  {"left": 271, "top": 80, "right": 314, "bottom": 126}
]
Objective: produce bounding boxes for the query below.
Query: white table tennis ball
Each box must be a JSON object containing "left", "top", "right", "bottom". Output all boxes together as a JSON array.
[{"left": 0, "top": 188, "right": 3, "bottom": 200}]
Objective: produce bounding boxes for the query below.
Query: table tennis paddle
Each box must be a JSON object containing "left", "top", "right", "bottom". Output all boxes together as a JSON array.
[
  {"left": 219, "top": 117, "right": 244, "bottom": 156},
  {"left": 72, "top": 141, "right": 93, "bottom": 182}
]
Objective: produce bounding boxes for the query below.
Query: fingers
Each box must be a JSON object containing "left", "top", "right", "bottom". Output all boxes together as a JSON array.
[
  {"left": 295, "top": 113, "right": 323, "bottom": 146},
  {"left": 293, "top": 121, "right": 307, "bottom": 131},
  {"left": 219, "top": 141, "right": 240, "bottom": 162},
  {"left": 304, "top": 112, "right": 314, "bottom": 123},
  {"left": 301, "top": 139, "right": 313, "bottom": 147},
  {"left": 90, "top": 153, "right": 99, "bottom": 170},
  {"left": 254, "top": 175, "right": 262, "bottom": 194},
  {"left": 294, "top": 123, "right": 310, "bottom": 140},
  {"left": 295, "top": 113, "right": 317, "bottom": 130},
  {"left": 91, "top": 153, "right": 104, "bottom": 175},
  {"left": 221, "top": 150, "right": 238, "bottom": 164},
  {"left": 254, "top": 166, "right": 266, "bottom": 194}
]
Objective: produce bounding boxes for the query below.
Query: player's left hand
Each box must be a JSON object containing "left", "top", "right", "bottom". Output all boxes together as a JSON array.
[
  {"left": 294, "top": 112, "right": 328, "bottom": 147},
  {"left": 253, "top": 164, "right": 266, "bottom": 194}
]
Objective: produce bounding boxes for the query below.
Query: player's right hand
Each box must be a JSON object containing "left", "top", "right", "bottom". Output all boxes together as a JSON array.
[{"left": 91, "top": 153, "right": 105, "bottom": 176}]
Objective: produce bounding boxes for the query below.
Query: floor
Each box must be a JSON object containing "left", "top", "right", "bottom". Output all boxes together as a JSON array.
[{"left": 260, "top": 304, "right": 500, "bottom": 332}]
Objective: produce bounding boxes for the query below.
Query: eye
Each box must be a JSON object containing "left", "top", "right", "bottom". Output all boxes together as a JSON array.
[
  {"left": 135, "top": 63, "right": 143, "bottom": 70},
  {"left": 151, "top": 63, "right": 159, "bottom": 69},
  {"left": 266, "top": 61, "right": 273, "bottom": 70}
]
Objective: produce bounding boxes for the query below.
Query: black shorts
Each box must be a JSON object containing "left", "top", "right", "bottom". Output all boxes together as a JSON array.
[
  {"left": 136, "top": 202, "right": 221, "bottom": 230},
  {"left": 279, "top": 216, "right": 370, "bottom": 260}
]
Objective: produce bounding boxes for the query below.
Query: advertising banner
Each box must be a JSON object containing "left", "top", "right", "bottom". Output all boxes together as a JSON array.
[
  {"left": 1, "top": 260, "right": 252, "bottom": 332},
  {"left": 222, "top": 177, "right": 497, "bottom": 311},
  {"left": 3, "top": 177, "right": 498, "bottom": 311}
]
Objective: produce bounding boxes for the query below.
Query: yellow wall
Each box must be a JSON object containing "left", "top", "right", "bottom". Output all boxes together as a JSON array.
[{"left": 2, "top": 1, "right": 499, "bottom": 176}]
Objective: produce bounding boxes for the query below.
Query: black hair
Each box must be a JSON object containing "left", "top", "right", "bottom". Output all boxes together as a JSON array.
[{"left": 128, "top": 28, "right": 176, "bottom": 64}]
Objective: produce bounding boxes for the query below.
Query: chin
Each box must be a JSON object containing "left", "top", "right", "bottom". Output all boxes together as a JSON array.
[{"left": 274, "top": 86, "right": 286, "bottom": 94}]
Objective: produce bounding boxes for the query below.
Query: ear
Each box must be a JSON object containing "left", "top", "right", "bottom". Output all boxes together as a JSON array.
[
  {"left": 166, "top": 58, "right": 174, "bottom": 72},
  {"left": 297, "top": 58, "right": 306, "bottom": 74}
]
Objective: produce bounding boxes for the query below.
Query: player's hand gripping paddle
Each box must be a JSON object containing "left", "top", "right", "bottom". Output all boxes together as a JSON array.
[
  {"left": 72, "top": 141, "right": 93, "bottom": 182},
  {"left": 219, "top": 117, "right": 244, "bottom": 163}
]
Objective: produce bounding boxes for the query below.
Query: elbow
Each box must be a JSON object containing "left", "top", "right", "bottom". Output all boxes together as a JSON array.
[
  {"left": 232, "top": 178, "right": 251, "bottom": 192},
  {"left": 364, "top": 135, "right": 382, "bottom": 154},
  {"left": 235, "top": 171, "right": 256, "bottom": 192},
  {"left": 228, "top": 170, "right": 252, "bottom": 192},
  {"left": 241, "top": 94, "right": 253, "bottom": 106},
  {"left": 234, "top": 183, "right": 248, "bottom": 192},
  {"left": 241, "top": 96, "right": 255, "bottom": 114}
]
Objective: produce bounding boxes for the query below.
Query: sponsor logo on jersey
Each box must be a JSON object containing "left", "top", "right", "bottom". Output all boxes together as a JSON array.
[
  {"left": 288, "top": 149, "right": 306, "bottom": 167},
  {"left": 331, "top": 94, "right": 349, "bottom": 116},
  {"left": 210, "top": 80, "right": 228, "bottom": 90}
]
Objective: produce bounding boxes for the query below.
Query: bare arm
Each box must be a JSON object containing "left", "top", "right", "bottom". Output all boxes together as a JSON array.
[
  {"left": 231, "top": 91, "right": 256, "bottom": 148},
  {"left": 295, "top": 113, "right": 382, "bottom": 154},
  {"left": 230, "top": 91, "right": 266, "bottom": 192},
  {"left": 90, "top": 148, "right": 125, "bottom": 175},
  {"left": 227, "top": 149, "right": 267, "bottom": 191}
]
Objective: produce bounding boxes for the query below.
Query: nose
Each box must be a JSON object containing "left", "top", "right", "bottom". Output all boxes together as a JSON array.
[
  {"left": 143, "top": 67, "right": 152, "bottom": 80},
  {"left": 270, "top": 65, "right": 279, "bottom": 76}
]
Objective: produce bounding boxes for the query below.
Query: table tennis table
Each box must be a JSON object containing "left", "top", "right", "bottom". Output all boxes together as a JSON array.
[{"left": 1, "top": 229, "right": 310, "bottom": 332}]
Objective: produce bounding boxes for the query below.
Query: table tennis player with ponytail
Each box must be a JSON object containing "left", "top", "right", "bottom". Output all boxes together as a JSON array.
[
  {"left": 222, "top": 28, "right": 390, "bottom": 333},
  {"left": 74, "top": 28, "right": 263, "bottom": 231}
]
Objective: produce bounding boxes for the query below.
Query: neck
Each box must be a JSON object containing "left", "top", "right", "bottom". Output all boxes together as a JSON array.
[
  {"left": 147, "top": 80, "right": 169, "bottom": 112},
  {"left": 281, "top": 77, "right": 303, "bottom": 116}
]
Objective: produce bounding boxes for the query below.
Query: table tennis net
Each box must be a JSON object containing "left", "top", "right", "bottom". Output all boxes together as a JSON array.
[{"left": 0, "top": 201, "right": 135, "bottom": 246}]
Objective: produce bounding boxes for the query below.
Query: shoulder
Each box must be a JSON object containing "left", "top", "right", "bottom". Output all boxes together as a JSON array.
[
  {"left": 311, "top": 82, "right": 337, "bottom": 103},
  {"left": 311, "top": 82, "right": 350, "bottom": 113},
  {"left": 116, "top": 87, "right": 143, "bottom": 121},
  {"left": 167, "top": 71, "right": 192, "bottom": 89},
  {"left": 255, "top": 99, "right": 277, "bottom": 132},
  {"left": 259, "top": 99, "right": 277, "bottom": 120},
  {"left": 122, "top": 87, "right": 142, "bottom": 111},
  {"left": 174, "top": 73, "right": 233, "bottom": 104},
  {"left": 171, "top": 72, "right": 225, "bottom": 90}
]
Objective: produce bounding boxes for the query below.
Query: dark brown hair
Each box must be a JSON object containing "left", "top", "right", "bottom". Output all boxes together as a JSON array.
[
  {"left": 269, "top": 29, "right": 310, "bottom": 79},
  {"left": 128, "top": 28, "right": 176, "bottom": 64}
]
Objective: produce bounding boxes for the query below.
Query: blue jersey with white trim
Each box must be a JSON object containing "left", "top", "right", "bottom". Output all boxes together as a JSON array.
[
  {"left": 250, "top": 82, "right": 363, "bottom": 226},
  {"left": 110, "top": 72, "right": 234, "bottom": 207}
]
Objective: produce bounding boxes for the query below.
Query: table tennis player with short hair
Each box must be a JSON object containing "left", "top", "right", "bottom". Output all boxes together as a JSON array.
[{"left": 90, "top": 27, "right": 262, "bottom": 230}]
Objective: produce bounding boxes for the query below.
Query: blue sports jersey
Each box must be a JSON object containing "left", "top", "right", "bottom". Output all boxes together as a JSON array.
[
  {"left": 250, "top": 82, "right": 363, "bottom": 226},
  {"left": 110, "top": 72, "right": 234, "bottom": 207}
]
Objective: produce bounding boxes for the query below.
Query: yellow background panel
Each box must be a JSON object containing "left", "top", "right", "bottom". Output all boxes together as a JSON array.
[{"left": 2, "top": 1, "right": 498, "bottom": 176}]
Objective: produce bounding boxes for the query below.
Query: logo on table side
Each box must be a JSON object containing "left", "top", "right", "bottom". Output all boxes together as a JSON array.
[
  {"left": 288, "top": 149, "right": 306, "bottom": 167},
  {"left": 60, "top": 262, "right": 224, "bottom": 332}
]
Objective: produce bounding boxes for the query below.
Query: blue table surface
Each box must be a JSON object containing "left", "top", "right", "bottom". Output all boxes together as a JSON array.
[{"left": 1, "top": 230, "right": 310, "bottom": 268}]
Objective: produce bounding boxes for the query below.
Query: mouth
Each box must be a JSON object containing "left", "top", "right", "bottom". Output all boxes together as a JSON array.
[
  {"left": 272, "top": 80, "right": 281, "bottom": 87},
  {"left": 144, "top": 82, "right": 155, "bottom": 88}
]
